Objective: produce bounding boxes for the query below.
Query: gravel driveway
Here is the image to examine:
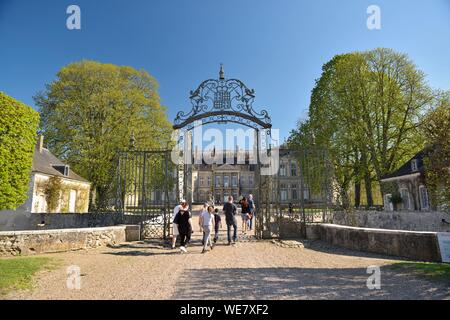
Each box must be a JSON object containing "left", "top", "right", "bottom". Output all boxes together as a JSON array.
[{"left": 4, "top": 226, "right": 449, "bottom": 300}]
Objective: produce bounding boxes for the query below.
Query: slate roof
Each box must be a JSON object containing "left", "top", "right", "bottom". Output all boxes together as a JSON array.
[
  {"left": 32, "top": 145, "right": 89, "bottom": 183},
  {"left": 381, "top": 150, "right": 426, "bottom": 180}
]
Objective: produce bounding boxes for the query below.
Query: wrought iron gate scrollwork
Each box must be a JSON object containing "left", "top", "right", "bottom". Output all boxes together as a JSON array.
[
  {"left": 115, "top": 66, "right": 334, "bottom": 241},
  {"left": 173, "top": 65, "right": 272, "bottom": 131},
  {"left": 116, "top": 150, "right": 177, "bottom": 239}
]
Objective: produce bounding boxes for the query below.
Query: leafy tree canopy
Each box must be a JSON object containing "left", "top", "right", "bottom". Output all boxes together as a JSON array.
[
  {"left": 35, "top": 61, "right": 173, "bottom": 210},
  {"left": 0, "top": 92, "right": 39, "bottom": 210},
  {"left": 289, "top": 48, "right": 434, "bottom": 208}
]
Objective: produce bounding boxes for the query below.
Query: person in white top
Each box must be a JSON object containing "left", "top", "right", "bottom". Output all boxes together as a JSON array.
[
  {"left": 199, "top": 203, "right": 208, "bottom": 245},
  {"left": 171, "top": 199, "right": 188, "bottom": 249},
  {"left": 199, "top": 205, "right": 215, "bottom": 253}
]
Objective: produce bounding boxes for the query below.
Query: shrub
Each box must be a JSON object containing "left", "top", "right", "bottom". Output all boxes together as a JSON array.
[
  {"left": 0, "top": 92, "right": 39, "bottom": 210},
  {"left": 390, "top": 192, "right": 403, "bottom": 211},
  {"left": 44, "top": 177, "right": 63, "bottom": 212}
]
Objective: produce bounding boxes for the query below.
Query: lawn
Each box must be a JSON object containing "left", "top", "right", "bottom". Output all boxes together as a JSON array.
[
  {"left": 0, "top": 256, "right": 54, "bottom": 296},
  {"left": 391, "top": 261, "right": 450, "bottom": 282}
]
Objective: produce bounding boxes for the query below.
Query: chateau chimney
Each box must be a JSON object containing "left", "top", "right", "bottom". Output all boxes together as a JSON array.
[{"left": 38, "top": 135, "right": 44, "bottom": 153}]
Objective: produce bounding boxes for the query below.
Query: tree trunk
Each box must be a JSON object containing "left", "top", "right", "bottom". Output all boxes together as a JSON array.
[
  {"left": 361, "top": 151, "right": 374, "bottom": 208},
  {"left": 354, "top": 181, "right": 361, "bottom": 208},
  {"left": 364, "top": 172, "right": 373, "bottom": 208}
]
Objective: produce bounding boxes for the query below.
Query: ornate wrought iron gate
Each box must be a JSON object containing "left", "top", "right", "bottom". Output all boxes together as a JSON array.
[
  {"left": 116, "top": 150, "right": 177, "bottom": 239},
  {"left": 115, "top": 67, "right": 333, "bottom": 241},
  {"left": 255, "top": 147, "right": 333, "bottom": 239}
]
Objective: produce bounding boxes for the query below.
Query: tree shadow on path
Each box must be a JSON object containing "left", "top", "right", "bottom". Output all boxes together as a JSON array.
[{"left": 171, "top": 267, "right": 450, "bottom": 300}]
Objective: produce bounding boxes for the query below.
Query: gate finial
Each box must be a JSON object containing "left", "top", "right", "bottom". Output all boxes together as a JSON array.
[{"left": 219, "top": 63, "right": 225, "bottom": 80}]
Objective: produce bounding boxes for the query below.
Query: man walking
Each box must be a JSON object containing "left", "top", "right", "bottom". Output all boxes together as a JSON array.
[
  {"left": 223, "top": 196, "right": 238, "bottom": 245},
  {"left": 248, "top": 194, "right": 256, "bottom": 231}
]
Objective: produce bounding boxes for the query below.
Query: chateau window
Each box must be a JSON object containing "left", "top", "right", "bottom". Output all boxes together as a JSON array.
[
  {"left": 279, "top": 164, "right": 286, "bottom": 176},
  {"left": 280, "top": 183, "right": 288, "bottom": 201},
  {"left": 291, "top": 184, "right": 298, "bottom": 200},
  {"left": 224, "top": 176, "right": 229, "bottom": 188},
  {"left": 207, "top": 176, "right": 211, "bottom": 187},
  {"left": 419, "top": 185, "right": 429, "bottom": 210},
  {"left": 303, "top": 188, "right": 310, "bottom": 200},
  {"left": 232, "top": 175, "right": 238, "bottom": 187},
  {"left": 411, "top": 159, "right": 418, "bottom": 172},
  {"left": 215, "top": 176, "right": 221, "bottom": 187},
  {"left": 249, "top": 176, "right": 254, "bottom": 187},
  {"left": 199, "top": 176, "right": 204, "bottom": 186},
  {"left": 291, "top": 163, "right": 297, "bottom": 177},
  {"left": 400, "top": 188, "right": 411, "bottom": 210}
]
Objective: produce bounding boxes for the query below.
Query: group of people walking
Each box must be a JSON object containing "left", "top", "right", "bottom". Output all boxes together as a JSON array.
[{"left": 171, "top": 195, "right": 256, "bottom": 254}]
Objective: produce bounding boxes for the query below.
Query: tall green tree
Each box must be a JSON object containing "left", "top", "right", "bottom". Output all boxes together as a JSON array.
[
  {"left": 0, "top": 92, "right": 39, "bottom": 210},
  {"left": 362, "top": 48, "right": 433, "bottom": 182},
  {"left": 35, "top": 61, "right": 172, "bottom": 210},
  {"left": 422, "top": 91, "right": 450, "bottom": 209},
  {"left": 289, "top": 48, "right": 433, "bottom": 209}
]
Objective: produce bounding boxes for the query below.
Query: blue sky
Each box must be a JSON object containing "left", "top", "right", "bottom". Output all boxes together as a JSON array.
[{"left": 1, "top": 0, "right": 449, "bottom": 143}]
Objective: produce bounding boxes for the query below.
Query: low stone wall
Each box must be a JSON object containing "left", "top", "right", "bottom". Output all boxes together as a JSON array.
[
  {"left": 0, "top": 211, "right": 125, "bottom": 231},
  {"left": 332, "top": 210, "right": 450, "bottom": 232},
  {"left": 307, "top": 223, "right": 443, "bottom": 262},
  {"left": 0, "top": 225, "right": 139, "bottom": 256}
]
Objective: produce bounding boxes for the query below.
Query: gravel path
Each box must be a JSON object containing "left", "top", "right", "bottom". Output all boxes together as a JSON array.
[{"left": 3, "top": 219, "right": 450, "bottom": 300}]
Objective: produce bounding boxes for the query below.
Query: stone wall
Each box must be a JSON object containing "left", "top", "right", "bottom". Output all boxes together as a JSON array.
[
  {"left": 0, "top": 225, "right": 139, "bottom": 256},
  {"left": 307, "top": 223, "right": 443, "bottom": 262},
  {"left": 332, "top": 210, "right": 450, "bottom": 232},
  {"left": 0, "top": 212, "right": 164, "bottom": 240},
  {"left": 0, "top": 211, "right": 125, "bottom": 232}
]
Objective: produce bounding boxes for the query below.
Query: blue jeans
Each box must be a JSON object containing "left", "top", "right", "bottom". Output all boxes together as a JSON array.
[
  {"left": 227, "top": 223, "right": 237, "bottom": 243},
  {"left": 249, "top": 212, "right": 255, "bottom": 230}
]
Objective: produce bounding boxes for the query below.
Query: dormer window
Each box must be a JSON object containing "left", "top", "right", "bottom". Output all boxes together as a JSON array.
[
  {"left": 411, "top": 159, "right": 418, "bottom": 172},
  {"left": 52, "top": 165, "right": 70, "bottom": 176}
]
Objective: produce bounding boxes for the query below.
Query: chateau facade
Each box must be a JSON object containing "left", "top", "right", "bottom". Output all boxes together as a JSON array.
[{"left": 188, "top": 148, "right": 321, "bottom": 204}]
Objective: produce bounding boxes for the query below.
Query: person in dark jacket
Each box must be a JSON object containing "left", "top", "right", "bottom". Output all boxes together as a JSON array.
[
  {"left": 173, "top": 205, "right": 192, "bottom": 253},
  {"left": 239, "top": 196, "right": 250, "bottom": 234},
  {"left": 223, "top": 196, "right": 238, "bottom": 245}
]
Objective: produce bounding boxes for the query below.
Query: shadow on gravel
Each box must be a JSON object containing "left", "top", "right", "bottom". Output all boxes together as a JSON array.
[
  {"left": 171, "top": 267, "right": 450, "bottom": 300},
  {"left": 299, "top": 240, "right": 406, "bottom": 261}
]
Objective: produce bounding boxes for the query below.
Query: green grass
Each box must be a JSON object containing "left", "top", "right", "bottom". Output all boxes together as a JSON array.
[
  {"left": 391, "top": 262, "right": 450, "bottom": 281},
  {"left": 0, "top": 256, "right": 54, "bottom": 295}
]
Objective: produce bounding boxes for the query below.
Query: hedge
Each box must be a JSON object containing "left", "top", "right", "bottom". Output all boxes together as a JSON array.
[{"left": 0, "top": 92, "right": 40, "bottom": 210}]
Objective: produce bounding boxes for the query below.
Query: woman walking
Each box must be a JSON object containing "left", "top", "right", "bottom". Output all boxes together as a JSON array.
[
  {"left": 199, "top": 205, "right": 215, "bottom": 253},
  {"left": 173, "top": 203, "right": 192, "bottom": 253},
  {"left": 239, "top": 196, "right": 250, "bottom": 234},
  {"left": 171, "top": 199, "right": 188, "bottom": 249}
]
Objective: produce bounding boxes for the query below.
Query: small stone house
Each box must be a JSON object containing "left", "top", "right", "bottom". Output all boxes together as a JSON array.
[
  {"left": 380, "top": 150, "right": 430, "bottom": 211},
  {"left": 24, "top": 136, "right": 90, "bottom": 213}
]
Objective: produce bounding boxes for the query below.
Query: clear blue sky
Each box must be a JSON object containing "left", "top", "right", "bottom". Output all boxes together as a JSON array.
[{"left": 1, "top": 0, "right": 449, "bottom": 142}]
